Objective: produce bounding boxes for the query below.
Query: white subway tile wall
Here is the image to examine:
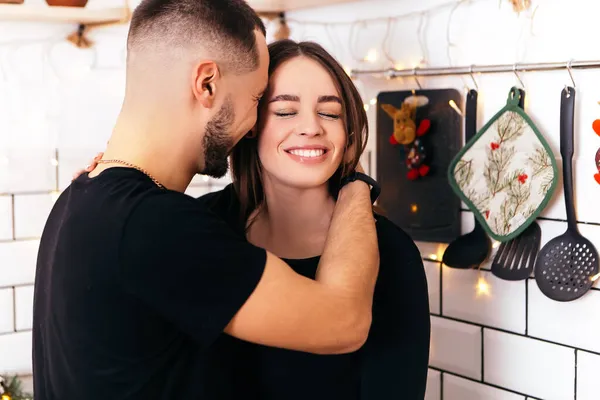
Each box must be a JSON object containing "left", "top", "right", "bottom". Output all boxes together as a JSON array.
[
  {"left": 444, "top": 374, "right": 525, "bottom": 400},
  {"left": 441, "top": 267, "right": 527, "bottom": 334},
  {"left": 483, "top": 330, "right": 575, "bottom": 400},
  {"left": 430, "top": 317, "right": 482, "bottom": 380},
  {"left": 0, "top": 288, "right": 15, "bottom": 334},
  {"left": 1, "top": 1, "right": 600, "bottom": 399},
  {"left": 0, "top": 196, "right": 12, "bottom": 240},
  {"left": 576, "top": 350, "right": 600, "bottom": 400},
  {"left": 424, "top": 369, "right": 441, "bottom": 400}
]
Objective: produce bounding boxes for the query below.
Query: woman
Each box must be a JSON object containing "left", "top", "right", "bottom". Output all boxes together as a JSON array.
[
  {"left": 80, "top": 40, "right": 430, "bottom": 399},
  {"left": 197, "top": 39, "right": 430, "bottom": 399}
]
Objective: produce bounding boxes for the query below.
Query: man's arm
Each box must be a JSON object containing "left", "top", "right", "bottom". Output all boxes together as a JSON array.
[
  {"left": 87, "top": 154, "right": 378, "bottom": 355},
  {"left": 224, "top": 179, "right": 379, "bottom": 354}
]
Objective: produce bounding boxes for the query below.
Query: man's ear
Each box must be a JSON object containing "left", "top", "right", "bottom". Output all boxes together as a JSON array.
[{"left": 192, "top": 61, "right": 220, "bottom": 108}]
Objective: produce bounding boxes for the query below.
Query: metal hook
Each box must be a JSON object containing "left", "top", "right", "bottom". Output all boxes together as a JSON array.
[
  {"left": 412, "top": 67, "right": 422, "bottom": 90},
  {"left": 469, "top": 65, "right": 479, "bottom": 90},
  {"left": 566, "top": 59, "right": 576, "bottom": 88},
  {"left": 513, "top": 64, "right": 525, "bottom": 89}
]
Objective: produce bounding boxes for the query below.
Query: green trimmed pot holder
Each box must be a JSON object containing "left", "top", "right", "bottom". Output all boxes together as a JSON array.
[{"left": 448, "top": 87, "right": 559, "bottom": 242}]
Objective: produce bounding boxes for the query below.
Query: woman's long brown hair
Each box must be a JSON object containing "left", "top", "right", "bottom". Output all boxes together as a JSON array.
[{"left": 229, "top": 40, "right": 369, "bottom": 229}]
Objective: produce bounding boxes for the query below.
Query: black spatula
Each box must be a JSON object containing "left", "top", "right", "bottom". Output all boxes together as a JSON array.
[
  {"left": 491, "top": 88, "right": 543, "bottom": 281},
  {"left": 442, "top": 89, "right": 491, "bottom": 269},
  {"left": 534, "top": 86, "right": 599, "bottom": 301}
]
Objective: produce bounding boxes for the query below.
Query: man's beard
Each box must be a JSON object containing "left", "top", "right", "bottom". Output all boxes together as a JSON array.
[{"left": 201, "top": 96, "right": 235, "bottom": 178}]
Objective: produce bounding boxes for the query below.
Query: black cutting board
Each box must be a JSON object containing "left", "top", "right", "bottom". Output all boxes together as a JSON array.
[{"left": 376, "top": 89, "right": 462, "bottom": 243}]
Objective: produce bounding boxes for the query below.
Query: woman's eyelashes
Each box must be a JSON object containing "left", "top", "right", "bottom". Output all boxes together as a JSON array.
[{"left": 273, "top": 110, "right": 341, "bottom": 120}]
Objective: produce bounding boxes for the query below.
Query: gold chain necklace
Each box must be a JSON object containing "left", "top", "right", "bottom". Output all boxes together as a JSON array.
[{"left": 96, "top": 159, "right": 165, "bottom": 189}]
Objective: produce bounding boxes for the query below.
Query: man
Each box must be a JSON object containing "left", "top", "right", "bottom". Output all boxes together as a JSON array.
[{"left": 32, "top": 1, "right": 379, "bottom": 399}]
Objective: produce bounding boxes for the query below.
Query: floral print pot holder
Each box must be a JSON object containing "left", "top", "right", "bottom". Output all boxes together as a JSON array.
[{"left": 448, "top": 87, "right": 559, "bottom": 242}]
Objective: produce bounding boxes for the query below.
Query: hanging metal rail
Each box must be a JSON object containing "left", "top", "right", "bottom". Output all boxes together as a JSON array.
[{"left": 350, "top": 60, "right": 600, "bottom": 79}]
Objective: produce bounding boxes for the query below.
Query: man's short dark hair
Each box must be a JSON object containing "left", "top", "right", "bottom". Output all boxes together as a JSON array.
[{"left": 127, "top": 0, "right": 266, "bottom": 74}]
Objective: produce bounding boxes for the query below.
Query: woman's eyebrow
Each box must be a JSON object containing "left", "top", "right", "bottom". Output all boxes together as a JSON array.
[
  {"left": 317, "top": 95, "right": 342, "bottom": 104},
  {"left": 269, "top": 94, "right": 299, "bottom": 103},
  {"left": 268, "top": 94, "right": 342, "bottom": 104}
]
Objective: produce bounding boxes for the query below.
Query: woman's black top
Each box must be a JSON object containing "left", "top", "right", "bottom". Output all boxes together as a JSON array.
[{"left": 198, "top": 185, "right": 431, "bottom": 399}]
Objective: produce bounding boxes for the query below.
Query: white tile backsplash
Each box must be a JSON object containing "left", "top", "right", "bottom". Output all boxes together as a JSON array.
[
  {"left": 0, "top": 240, "right": 39, "bottom": 287},
  {"left": 424, "top": 261, "right": 441, "bottom": 314},
  {"left": 14, "top": 285, "right": 34, "bottom": 332},
  {"left": 0, "top": 331, "right": 33, "bottom": 375},
  {"left": 528, "top": 283, "right": 600, "bottom": 354},
  {"left": 2, "top": 149, "right": 57, "bottom": 193},
  {"left": 442, "top": 267, "right": 526, "bottom": 334},
  {"left": 424, "top": 369, "right": 441, "bottom": 400},
  {"left": 0, "top": 288, "right": 15, "bottom": 334},
  {"left": 484, "top": 329, "right": 575, "bottom": 400},
  {"left": 0, "top": 195, "right": 12, "bottom": 240},
  {"left": 444, "top": 374, "right": 524, "bottom": 400},
  {"left": 13, "top": 194, "right": 55, "bottom": 239},
  {"left": 430, "top": 316, "right": 482, "bottom": 380},
  {"left": 576, "top": 350, "right": 600, "bottom": 400}
]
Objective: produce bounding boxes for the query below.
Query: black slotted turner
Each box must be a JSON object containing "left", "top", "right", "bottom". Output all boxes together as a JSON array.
[
  {"left": 534, "top": 86, "right": 599, "bottom": 301},
  {"left": 491, "top": 89, "right": 542, "bottom": 281}
]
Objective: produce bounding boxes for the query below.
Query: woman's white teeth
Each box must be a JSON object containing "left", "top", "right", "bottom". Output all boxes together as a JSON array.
[{"left": 289, "top": 149, "right": 325, "bottom": 158}]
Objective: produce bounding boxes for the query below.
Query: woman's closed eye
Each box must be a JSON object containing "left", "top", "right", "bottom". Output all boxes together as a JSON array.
[{"left": 273, "top": 111, "right": 341, "bottom": 120}]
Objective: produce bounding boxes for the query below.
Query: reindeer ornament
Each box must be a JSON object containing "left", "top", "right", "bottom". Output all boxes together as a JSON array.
[{"left": 381, "top": 98, "right": 432, "bottom": 180}]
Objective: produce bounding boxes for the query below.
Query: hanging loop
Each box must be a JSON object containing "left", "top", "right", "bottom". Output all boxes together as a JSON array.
[
  {"left": 469, "top": 65, "right": 479, "bottom": 90},
  {"left": 564, "top": 59, "right": 576, "bottom": 97},
  {"left": 513, "top": 64, "right": 525, "bottom": 89},
  {"left": 412, "top": 67, "right": 422, "bottom": 90},
  {"left": 566, "top": 59, "right": 576, "bottom": 88}
]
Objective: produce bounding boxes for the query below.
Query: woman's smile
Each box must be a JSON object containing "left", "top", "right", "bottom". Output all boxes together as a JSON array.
[{"left": 283, "top": 145, "right": 330, "bottom": 164}]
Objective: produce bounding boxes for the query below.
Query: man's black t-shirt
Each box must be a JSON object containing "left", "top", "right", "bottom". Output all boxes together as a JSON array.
[
  {"left": 199, "top": 185, "right": 431, "bottom": 399},
  {"left": 32, "top": 168, "right": 266, "bottom": 400}
]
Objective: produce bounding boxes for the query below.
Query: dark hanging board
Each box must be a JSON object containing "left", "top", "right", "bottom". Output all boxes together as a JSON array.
[{"left": 376, "top": 89, "right": 462, "bottom": 243}]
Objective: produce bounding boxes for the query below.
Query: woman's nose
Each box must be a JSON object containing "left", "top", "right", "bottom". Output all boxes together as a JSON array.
[{"left": 297, "top": 114, "right": 323, "bottom": 137}]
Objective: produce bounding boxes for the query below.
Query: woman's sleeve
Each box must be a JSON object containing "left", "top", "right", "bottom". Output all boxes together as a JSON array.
[{"left": 359, "top": 218, "right": 431, "bottom": 399}]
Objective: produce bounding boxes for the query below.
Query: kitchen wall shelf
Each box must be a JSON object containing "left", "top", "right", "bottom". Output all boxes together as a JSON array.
[
  {"left": 248, "top": 0, "right": 358, "bottom": 12},
  {"left": 0, "top": 4, "right": 127, "bottom": 24}
]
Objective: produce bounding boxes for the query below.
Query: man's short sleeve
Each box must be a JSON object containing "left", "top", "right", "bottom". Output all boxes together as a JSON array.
[{"left": 119, "top": 191, "right": 266, "bottom": 350}]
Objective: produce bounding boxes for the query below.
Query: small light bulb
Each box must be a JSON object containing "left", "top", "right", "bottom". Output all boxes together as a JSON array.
[
  {"left": 476, "top": 276, "right": 490, "bottom": 295},
  {"left": 429, "top": 254, "right": 438, "bottom": 261},
  {"left": 364, "top": 48, "right": 378, "bottom": 63},
  {"left": 410, "top": 204, "right": 418, "bottom": 213},
  {"left": 394, "top": 63, "right": 404, "bottom": 70},
  {"left": 363, "top": 104, "right": 370, "bottom": 111},
  {"left": 50, "top": 158, "right": 59, "bottom": 167},
  {"left": 369, "top": 98, "right": 377, "bottom": 105},
  {"left": 492, "top": 241, "right": 501, "bottom": 249}
]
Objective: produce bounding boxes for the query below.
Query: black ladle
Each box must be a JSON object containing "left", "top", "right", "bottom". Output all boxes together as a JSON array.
[{"left": 442, "top": 89, "right": 491, "bottom": 269}]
